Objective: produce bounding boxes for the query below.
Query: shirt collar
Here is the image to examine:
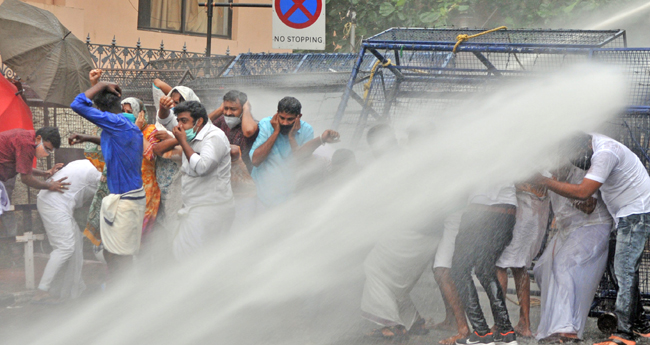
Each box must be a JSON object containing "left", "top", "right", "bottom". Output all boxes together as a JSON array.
[{"left": 194, "top": 120, "right": 213, "bottom": 141}]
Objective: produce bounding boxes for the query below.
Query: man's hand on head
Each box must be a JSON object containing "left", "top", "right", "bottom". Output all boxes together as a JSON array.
[
  {"left": 289, "top": 116, "right": 301, "bottom": 138},
  {"left": 48, "top": 177, "right": 70, "bottom": 193},
  {"left": 160, "top": 96, "right": 175, "bottom": 111},
  {"left": 271, "top": 113, "right": 280, "bottom": 133},
  {"left": 104, "top": 82, "right": 122, "bottom": 97},
  {"left": 320, "top": 130, "right": 340, "bottom": 144}
]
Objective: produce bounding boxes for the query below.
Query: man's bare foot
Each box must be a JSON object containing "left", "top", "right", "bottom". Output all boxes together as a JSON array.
[
  {"left": 440, "top": 333, "right": 469, "bottom": 345},
  {"left": 431, "top": 319, "right": 457, "bottom": 332},
  {"left": 515, "top": 323, "right": 533, "bottom": 338},
  {"left": 557, "top": 333, "right": 579, "bottom": 339}
]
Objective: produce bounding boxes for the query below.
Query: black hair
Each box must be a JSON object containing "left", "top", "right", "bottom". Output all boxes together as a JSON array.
[
  {"left": 92, "top": 88, "right": 121, "bottom": 113},
  {"left": 366, "top": 124, "right": 395, "bottom": 146},
  {"left": 35, "top": 127, "right": 61, "bottom": 149},
  {"left": 170, "top": 90, "right": 185, "bottom": 102},
  {"left": 561, "top": 132, "right": 592, "bottom": 155},
  {"left": 223, "top": 90, "right": 248, "bottom": 106},
  {"left": 174, "top": 101, "right": 208, "bottom": 125},
  {"left": 277, "top": 96, "right": 301, "bottom": 116}
]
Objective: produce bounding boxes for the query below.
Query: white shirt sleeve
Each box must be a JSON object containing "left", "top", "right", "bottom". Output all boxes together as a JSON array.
[
  {"left": 585, "top": 150, "right": 619, "bottom": 183},
  {"left": 188, "top": 134, "right": 229, "bottom": 176},
  {"left": 158, "top": 108, "right": 178, "bottom": 131}
]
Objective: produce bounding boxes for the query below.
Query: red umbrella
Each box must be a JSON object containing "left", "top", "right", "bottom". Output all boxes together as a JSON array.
[{"left": 0, "top": 74, "right": 33, "bottom": 132}]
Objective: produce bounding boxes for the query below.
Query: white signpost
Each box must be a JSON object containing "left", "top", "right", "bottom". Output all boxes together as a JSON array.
[{"left": 272, "top": 0, "right": 325, "bottom": 50}]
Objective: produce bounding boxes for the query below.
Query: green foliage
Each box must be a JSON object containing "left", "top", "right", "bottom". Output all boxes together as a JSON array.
[{"left": 324, "top": 0, "right": 636, "bottom": 52}]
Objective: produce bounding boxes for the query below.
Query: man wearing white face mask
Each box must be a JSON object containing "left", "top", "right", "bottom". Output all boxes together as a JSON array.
[
  {"left": 209, "top": 90, "right": 258, "bottom": 173},
  {"left": 208, "top": 91, "right": 258, "bottom": 230}
]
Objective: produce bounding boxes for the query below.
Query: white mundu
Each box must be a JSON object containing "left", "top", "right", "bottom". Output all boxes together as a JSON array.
[
  {"left": 361, "top": 226, "right": 438, "bottom": 330},
  {"left": 535, "top": 166, "right": 613, "bottom": 340},
  {"left": 168, "top": 120, "right": 235, "bottom": 260},
  {"left": 497, "top": 190, "right": 550, "bottom": 269},
  {"left": 585, "top": 133, "right": 650, "bottom": 219},
  {"left": 37, "top": 159, "right": 101, "bottom": 299}
]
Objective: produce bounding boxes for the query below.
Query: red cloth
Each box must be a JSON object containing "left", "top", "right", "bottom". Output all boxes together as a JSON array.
[{"left": 0, "top": 129, "right": 36, "bottom": 182}]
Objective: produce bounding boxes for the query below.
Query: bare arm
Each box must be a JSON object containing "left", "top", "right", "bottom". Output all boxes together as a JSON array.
[
  {"left": 208, "top": 103, "right": 225, "bottom": 121},
  {"left": 537, "top": 176, "right": 602, "bottom": 201},
  {"left": 241, "top": 102, "right": 258, "bottom": 138},
  {"left": 153, "top": 78, "right": 173, "bottom": 95},
  {"left": 84, "top": 81, "right": 120, "bottom": 101},
  {"left": 153, "top": 138, "right": 180, "bottom": 156},
  {"left": 69, "top": 133, "right": 101, "bottom": 146},
  {"left": 252, "top": 132, "right": 279, "bottom": 167},
  {"left": 294, "top": 130, "right": 340, "bottom": 160},
  {"left": 20, "top": 173, "right": 69, "bottom": 192},
  {"left": 251, "top": 115, "right": 281, "bottom": 167}
]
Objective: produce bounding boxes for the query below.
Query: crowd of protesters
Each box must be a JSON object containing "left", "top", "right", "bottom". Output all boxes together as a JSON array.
[
  {"left": 1, "top": 70, "right": 650, "bottom": 345},
  {"left": 0, "top": 69, "right": 341, "bottom": 301}
]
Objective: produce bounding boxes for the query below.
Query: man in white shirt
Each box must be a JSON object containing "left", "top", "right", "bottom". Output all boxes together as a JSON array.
[
  {"left": 537, "top": 132, "right": 650, "bottom": 345},
  {"left": 155, "top": 100, "right": 235, "bottom": 260},
  {"left": 33, "top": 159, "right": 102, "bottom": 303},
  {"left": 452, "top": 184, "right": 518, "bottom": 345}
]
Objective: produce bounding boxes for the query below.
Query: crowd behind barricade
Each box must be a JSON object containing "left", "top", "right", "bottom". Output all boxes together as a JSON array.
[{"left": 0, "top": 70, "right": 648, "bottom": 345}]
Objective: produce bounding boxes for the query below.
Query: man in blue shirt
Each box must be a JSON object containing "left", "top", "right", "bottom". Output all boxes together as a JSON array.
[
  {"left": 250, "top": 96, "right": 340, "bottom": 208},
  {"left": 70, "top": 81, "right": 145, "bottom": 282}
]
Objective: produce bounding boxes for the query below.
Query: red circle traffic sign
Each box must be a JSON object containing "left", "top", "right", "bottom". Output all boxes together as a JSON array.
[{"left": 275, "top": 0, "right": 322, "bottom": 29}]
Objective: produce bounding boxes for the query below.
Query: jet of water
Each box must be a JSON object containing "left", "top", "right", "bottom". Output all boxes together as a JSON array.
[{"left": 587, "top": 1, "right": 650, "bottom": 30}]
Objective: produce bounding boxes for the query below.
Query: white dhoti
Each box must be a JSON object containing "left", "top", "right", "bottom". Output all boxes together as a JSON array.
[
  {"left": 361, "top": 228, "right": 438, "bottom": 330},
  {"left": 172, "top": 201, "right": 235, "bottom": 260},
  {"left": 497, "top": 191, "right": 550, "bottom": 268},
  {"left": 36, "top": 199, "right": 86, "bottom": 299},
  {"left": 534, "top": 223, "right": 611, "bottom": 339},
  {"left": 100, "top": 187, "right": 146, "bottom": 255}
]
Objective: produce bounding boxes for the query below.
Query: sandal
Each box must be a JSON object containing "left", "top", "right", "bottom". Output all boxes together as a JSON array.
[
  {"left": 366, "top": 325, "right": 409, "bottom": 341},
  {"left": 408, "top": 317, "right": 430, "bottom": 335}
]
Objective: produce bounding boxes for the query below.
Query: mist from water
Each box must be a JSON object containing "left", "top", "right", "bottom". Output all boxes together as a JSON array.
[
  {"left": 6, "top": 64, "right": 627, "bottom": 345},
  {"left": 586, "top": 0, "right": 650, "bottom": 30}
]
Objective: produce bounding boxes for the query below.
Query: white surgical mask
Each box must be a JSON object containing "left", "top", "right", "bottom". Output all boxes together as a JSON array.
[{"left": 224, "top": 115, "right": 242, "bottom": 129}]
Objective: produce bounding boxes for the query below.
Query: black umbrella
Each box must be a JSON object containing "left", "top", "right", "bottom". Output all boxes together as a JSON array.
[{"left": 0, "top": 0, "right": 93, "bottom": 106}]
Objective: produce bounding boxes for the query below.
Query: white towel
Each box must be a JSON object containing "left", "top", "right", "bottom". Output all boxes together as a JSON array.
[{"left": 100, "top": 187, "right": 146, "bottom": 255}]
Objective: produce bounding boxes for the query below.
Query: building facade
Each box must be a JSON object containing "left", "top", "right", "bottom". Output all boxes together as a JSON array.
[{"left": 2, "top": 0, "right": 282, "bottom": 55}]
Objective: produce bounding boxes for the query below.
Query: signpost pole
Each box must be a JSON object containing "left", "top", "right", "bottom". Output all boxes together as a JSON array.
[{"left": 206, "top": 0, "right": 214, "bottom": 57}]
